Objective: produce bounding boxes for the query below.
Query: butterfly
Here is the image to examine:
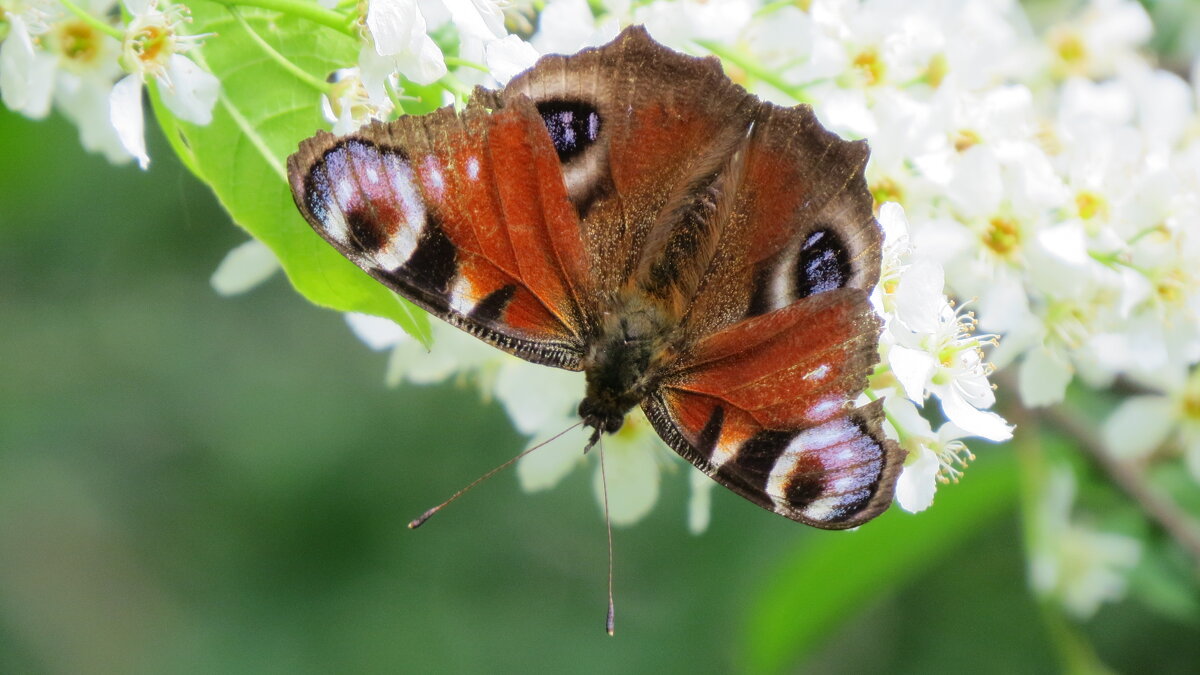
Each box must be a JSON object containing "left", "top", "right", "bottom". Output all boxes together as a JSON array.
[{"left": 287, "top": 26, "right": 905, "bottom": 530}]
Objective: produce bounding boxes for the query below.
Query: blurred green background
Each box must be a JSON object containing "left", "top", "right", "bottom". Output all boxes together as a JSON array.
[{"left": 2, "top": 104, "right": 1198, "bottom": 673}]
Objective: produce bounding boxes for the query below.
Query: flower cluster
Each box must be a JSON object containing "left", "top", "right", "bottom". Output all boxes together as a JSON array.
[{"left": 1, "top": 0, "right": 217, "bottom": 167}]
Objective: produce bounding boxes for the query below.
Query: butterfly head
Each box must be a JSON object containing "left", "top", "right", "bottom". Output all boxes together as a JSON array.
[{"left": 579, "top": 300, "right": 673, "bottom": 436}]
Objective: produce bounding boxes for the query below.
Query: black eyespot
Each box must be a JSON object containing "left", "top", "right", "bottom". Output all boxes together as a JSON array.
[
  {"left": 345, "top": 207, "right": 388, "bottom": 252},
  {"left": 794, "top": 228, "right": 851, "bottom": 298},
  {"left": 536, "top": 100, "right": 602, "bottom": 163}
]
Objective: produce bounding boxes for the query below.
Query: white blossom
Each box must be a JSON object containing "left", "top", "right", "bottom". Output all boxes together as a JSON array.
[
  {"left": 110, "top": 0, "right": 219, "bottom": 168},
  {"left": 1, "top": 0, "right": 130, "bottom": 162},
  {"left": 885, "top": 395, "right": 973, "bottom": 513},
  {"left": 1029, "top": 468, "right": 1142, "bottom": 618},
  {"left": 322, "top": 67, "right": 392, "bottom": 134},
  {"left": 361, "top": 0, "right": 446, "bottom": 97}
]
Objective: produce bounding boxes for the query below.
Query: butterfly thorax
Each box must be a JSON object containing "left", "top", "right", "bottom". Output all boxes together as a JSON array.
[{"left": 578, "top": 295, "right": 675, "bottom": 435}]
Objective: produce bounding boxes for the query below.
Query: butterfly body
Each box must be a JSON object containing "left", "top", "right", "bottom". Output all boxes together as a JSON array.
[
  {"left": 579, "top": 293, "right": 675, "bottom": 434},
  {"left": 288, "top": 26, "right": 905, "bottom": 529}
]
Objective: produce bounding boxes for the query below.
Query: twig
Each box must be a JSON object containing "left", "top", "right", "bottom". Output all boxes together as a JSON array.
[{"left": 1039, "top": 400, "right": 1200, "bottom": 574}]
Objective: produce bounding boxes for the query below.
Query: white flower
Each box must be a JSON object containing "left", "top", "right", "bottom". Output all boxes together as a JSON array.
[
  {"left": 531, "top": 0, "right": 620, "bottom": 55},
  {"left": 440, "top": 0, "right": 505, "bottom": 44},
  {"left": 360, "top": 0, "right": 515, "bottom": 98},
  {"left": 322, "top": 67, "right": 392, "bottom": 134},
  {"left": 361, "top": 0, "right": 446, "bottom": 97},
  {"left": 887, "top": 260, "right": 1013, "bottom": 442},
  {"left": 1029, "top": 467, "right": 1141, "bottom": 618},
  {"left": 110, "top": 0, "right": 219, "bottom": 168},
  {"left": 633, "top": 0, "right": 754, "bottom": 51},
  {"left": 498, "top": 357, "right": 682, "bottom": 529},
  {"left": 0, "top": 10, "right": 56, "bottom": 117},
  {"left": 885, "top": 395, "right": 974, "bottom": 513},
  {"left": 1102, "top": 369, "right": 1200, "bottom": 481},
  {"left": 1045, "top": 0, "right": 1152, "bottom": 80},
  {"left": 870, "top": 201, "right": 912, "bottom": 318},
  {"left": 687, "top": 467, "right": 716, "bottom": 535},
  {"left": 1, "top": 0, "right": 131, "bottom": 162}
]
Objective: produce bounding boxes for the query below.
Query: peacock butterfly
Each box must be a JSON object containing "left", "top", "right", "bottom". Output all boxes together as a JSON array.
[{"left": 286, "top": 26, "right": 904, "bottom": 530}]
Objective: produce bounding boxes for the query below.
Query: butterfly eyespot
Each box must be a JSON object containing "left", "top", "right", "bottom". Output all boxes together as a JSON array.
[
  {"left": 795, "top": 228, "right": 851, "bottom": 298},
  {"left": 344, "top": 206, "right": 391, "bottom": 253},
  {"left": 536, "top": 100, "right": 602, "bottom": 163}
]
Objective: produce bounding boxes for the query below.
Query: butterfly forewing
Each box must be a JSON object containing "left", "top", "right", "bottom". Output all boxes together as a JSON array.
[
  {"left": 288, "top": 99, "right": 591, "bottom": 369},
  {"left": 500, "top": 28, "right": 759, "bottom": 298}
]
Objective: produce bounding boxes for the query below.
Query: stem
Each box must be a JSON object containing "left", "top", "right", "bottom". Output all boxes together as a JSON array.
[
  {"left": 59, "top": 0, "right": 124, "bottom": 40},
  {"left": 695, "top": 40, "right": 814, "bottom": 104},
  {"left": 208, "top": 0, "right": 354, "bottom": 36},
  {"left": 445, "top": 56, "right": 489, "bottom": 73},
  {"left": 438, "top": 72, "right": 472, "bottom": 101},
  {"left": 996, "top": 372, "right": 1200, "bottom": 574},
  {"left": 384, "top": 78, "right": 406, "bottom": 115},
  {"left": 229, "top": 7, "right": 331, "bottom": 94},
  {"left": 862, "top": 388, "right": 907, "bottom": 441},
  {"left": 1041, "top": 401, "right": 1200, "bottom": 574}
]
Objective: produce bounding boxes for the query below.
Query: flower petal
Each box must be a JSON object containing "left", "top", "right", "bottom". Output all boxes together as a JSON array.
[
  {"left": 593, "top": 437, "right": 660, "bottom": 527},
  {"left": 210, "top": 239, "right": 279, "bottom": 296},
  {"left": 109, "top": 74, "right": 149, "bottom": 169},
  {"left": 877, "top": 201, "right": 910, "bottom": 248},
  {"left": 345, "top": 312, "right": 406, "bottom": 351},
  {"left": 442, "top": 0, "right": 506, "bottom": 42},
  {"left": 888, "top": 344, "right": 935, "bottom": 403},
  {"left": 366, "top": 0, "right": 419, "bottom": 57},
  {"left": 941, "top": 386, "right": 1014, "bottom": 441},
  {"left": 687, "top": 468, "right": 715, "bottom": 534},
  {"left": 0, "top": 18, "right": 56, "bottom": 119},
  {"left": 56, "top": 74, "right": 134, "bottom": 164},
  {"left": 1101, "top": 394, "right": 1174, "bottom": 460},
  {"left": 517, "top": 421, "right": 589, "bottom": 492},
  {"left": 892, "top": 260, "right": 945, "bottom": 334},
  {"left": 393, "top": 33, "right": 447, "bottom": 85},
  {"left": 493, "top": 360, "right": 581, "bottom": 435},
  {"left": 1018, "top": 346, "right": 1073, "bottom": 407},
  {"left": 896, "top": 446, "right": 939, "bottom": 513},
  {"left": 485, "top": 35, "right": 540, "bottom": 85},
  {"left": 159, "top": 55, "right": 220, "bottom": 125}
]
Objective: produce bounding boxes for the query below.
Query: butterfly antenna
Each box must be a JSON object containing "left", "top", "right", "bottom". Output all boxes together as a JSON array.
[
  {"left": 408, "top": 421, "right": 582, "bottom": 529},
  {"left": 598, "top": 435, "right": 616, "bottom": 636}
]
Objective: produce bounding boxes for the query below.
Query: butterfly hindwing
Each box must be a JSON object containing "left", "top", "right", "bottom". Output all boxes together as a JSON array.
[{"left": 643, "top": 289, "right": 904, "bottom": 529}]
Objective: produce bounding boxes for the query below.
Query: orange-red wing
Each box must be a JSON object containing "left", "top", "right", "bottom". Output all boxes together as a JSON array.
[
  {"left": 287, "top": 98, "right": 593, "bottom": 369},
  {"left": 642, "top": 289, "right": 904, "bottom": 528}
]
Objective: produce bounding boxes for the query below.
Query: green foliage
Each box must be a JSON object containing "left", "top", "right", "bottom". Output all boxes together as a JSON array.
[
  {"left": 154, "top": 0, "right": 430, "bottom": 344},
  {"left": 741, "top": 452, "right": 1020, "bottom": 673}
]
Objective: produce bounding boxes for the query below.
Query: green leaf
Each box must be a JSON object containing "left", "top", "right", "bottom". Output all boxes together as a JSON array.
[
  {"left": 739, "top": 452, "right": 1019, "bottom": 674},
  {"left": 153, "top": 1, "right": 430, "bottom": 345}
]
